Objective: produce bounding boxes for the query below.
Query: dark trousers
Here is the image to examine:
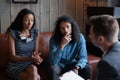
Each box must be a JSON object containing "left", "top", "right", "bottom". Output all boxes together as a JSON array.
[{"left": 47, "top": 63, "right": 92, "bottom": 80}]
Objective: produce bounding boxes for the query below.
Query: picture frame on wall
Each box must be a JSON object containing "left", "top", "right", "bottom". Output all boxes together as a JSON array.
[{"left": 12, "top": 0, "right": 38, "bottom": 4}]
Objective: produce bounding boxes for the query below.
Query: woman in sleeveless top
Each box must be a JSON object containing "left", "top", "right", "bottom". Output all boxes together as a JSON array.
[{"left": 6, "top": 8, "right": 43, "bottom": 80}]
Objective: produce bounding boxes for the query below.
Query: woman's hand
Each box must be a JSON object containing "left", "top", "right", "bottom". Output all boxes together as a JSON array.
[
  {"left": 59, "top": 35, "right": 72, "bottom": 50},
  {"left": 72, "top": 66, "right": 80, "bottom": 74},
  {"left": 31, "top": 52, "right": 43, "bottom": 65},
  {"left": 72, "top": 68, "right": 79, "bottom": 74}
]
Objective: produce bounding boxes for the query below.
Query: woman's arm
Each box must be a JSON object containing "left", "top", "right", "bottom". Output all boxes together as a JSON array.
[
  {"left": 75, "top": 34, "right": 88, "bottom": 69},
  {"left": 33, "top": 32, "right": 43, "bottom": 64},
  {"left": 8, "top": 32, "right": 33, "bottom": 62},
  {"left": 34, "top": 32, "right": 39, "bottom": 52},
  {"left": 48, "top": 37, "right": 64, "bottom": 65}
]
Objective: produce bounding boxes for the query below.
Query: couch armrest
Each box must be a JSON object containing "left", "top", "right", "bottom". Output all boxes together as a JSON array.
[{"left": 88, "top": 53, "right": 101, "bottom": 80}]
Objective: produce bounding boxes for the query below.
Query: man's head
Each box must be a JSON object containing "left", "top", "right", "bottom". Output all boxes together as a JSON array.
[{"left": 89, "top": 15, "right": 119, "bottom": 50}]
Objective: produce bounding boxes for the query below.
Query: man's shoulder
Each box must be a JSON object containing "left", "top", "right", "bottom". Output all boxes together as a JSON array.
[{"left": 100, "top": 51, "right": 120, "bottom": 68}]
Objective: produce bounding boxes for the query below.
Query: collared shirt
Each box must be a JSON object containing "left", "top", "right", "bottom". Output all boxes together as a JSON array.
[{"left": 48, "top": 33, "right": 88, "bottom": 69}]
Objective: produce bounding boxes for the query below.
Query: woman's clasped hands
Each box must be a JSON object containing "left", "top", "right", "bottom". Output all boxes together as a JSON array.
[{"left": 31, "top": 52, "right": 43, "bottom": 65}]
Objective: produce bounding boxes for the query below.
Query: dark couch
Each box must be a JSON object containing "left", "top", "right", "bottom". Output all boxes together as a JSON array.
[{"left": 0, "top": 32, "right": 100, "bottom": 80}]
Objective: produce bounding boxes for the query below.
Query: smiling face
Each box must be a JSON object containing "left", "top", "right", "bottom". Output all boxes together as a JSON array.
[
  {"left": 59, "top": 21, "right": 72, "bottom": 36},
  {"left": 22, "top": 14, "right": 34, "bottom": 30}
]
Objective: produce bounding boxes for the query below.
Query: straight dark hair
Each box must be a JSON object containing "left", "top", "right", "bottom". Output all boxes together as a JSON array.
[{"left": 6, "top": 8, "right": 36, "bottom": 34}]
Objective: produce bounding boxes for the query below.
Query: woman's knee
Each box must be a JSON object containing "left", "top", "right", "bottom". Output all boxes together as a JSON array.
[
  {"left": 26, "top": 64, "right": 39, "bottom": 77},
  {"left": 37, "top": 74, "right": 41, "bottom": 80},
  {"left": 50, "top": 65, "right": 62, "bottom": 74},
  {"left": 85, "top": 64, "right": 92, "bottom": 73},
  {"left": 27, "top": 65, "right": 38, "bottom": 72}
]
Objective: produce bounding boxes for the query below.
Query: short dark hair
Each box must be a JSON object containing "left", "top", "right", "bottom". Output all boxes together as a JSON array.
[
  {"left": 6, "top": 8, "right": 36, "bottom": 33},
  {"left": 90, "top": 15, "right": 119, "bottom": 41},
  {"left": 53, "top": 15, "right": 80, "bottom": 44}
]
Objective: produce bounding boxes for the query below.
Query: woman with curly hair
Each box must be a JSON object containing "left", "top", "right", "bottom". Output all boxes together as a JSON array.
[{"left": 48, "top": 15, "right": 92, "bottom": 80}]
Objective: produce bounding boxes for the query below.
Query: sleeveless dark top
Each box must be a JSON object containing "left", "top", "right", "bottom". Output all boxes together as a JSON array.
[{"left": 7, "top": 29, "right": 38, "bottom": 79}]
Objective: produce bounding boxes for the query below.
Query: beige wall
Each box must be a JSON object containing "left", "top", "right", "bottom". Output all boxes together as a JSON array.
[
  {"left": 0, "top": 0, "right": 84, "bottom": 33},
  {"left": 0, "top": 0, "right": 108, "bottom": 34}
]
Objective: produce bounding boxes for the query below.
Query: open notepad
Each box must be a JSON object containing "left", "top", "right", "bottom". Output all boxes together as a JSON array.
[{"left": 59, "top": 70, "right": 84, "bottom": 80}]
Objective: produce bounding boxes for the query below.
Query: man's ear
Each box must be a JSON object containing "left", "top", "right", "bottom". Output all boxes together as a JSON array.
[{"left": 98, "top": 35, "right": 104, "bottom": 43}]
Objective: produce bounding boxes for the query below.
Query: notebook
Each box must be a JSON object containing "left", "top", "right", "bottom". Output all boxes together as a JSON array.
[{"left": 59, "top": 70, "right": 84, "bottom": 80}]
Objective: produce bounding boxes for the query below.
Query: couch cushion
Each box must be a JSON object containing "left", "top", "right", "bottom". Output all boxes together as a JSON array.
[
  {"left": 39, "top": 32, "right": 53, "bottom": 61},
  {"left": 88, "top": 53, "right": 101, "bottom": 80}
]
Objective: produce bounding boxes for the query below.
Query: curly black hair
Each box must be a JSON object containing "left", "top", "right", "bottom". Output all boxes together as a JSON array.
[{"left": 53, "top": 15, "right": 80, "bottom": 44}]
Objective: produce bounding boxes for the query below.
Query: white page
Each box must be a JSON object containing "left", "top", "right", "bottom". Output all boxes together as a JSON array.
[{"left": 59, "top": 70, "right": 84, "bottom": 80}]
